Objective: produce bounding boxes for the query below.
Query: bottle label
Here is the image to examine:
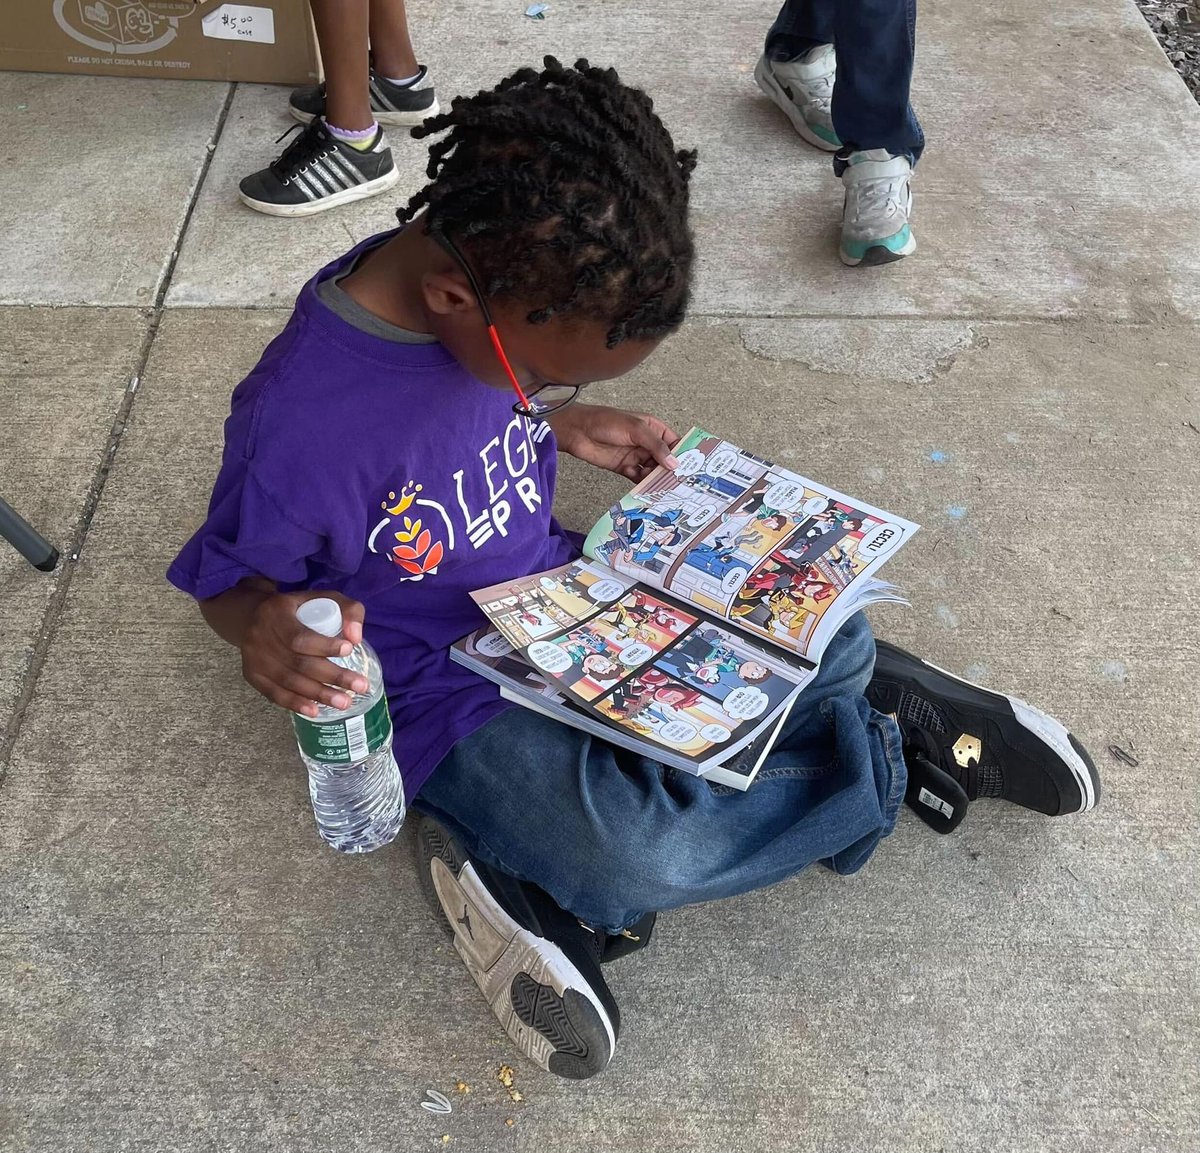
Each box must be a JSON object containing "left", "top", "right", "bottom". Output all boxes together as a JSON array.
[{"left": 293, "top": 695, "right": 392, "bottom": 765}]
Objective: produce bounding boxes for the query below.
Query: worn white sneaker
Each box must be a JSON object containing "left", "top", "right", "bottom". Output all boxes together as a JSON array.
[
  {"left": 839, "top": 148, "right": 916, "bottom": 266},
  {"left": 753, "top": 46, "right": 840, "bottom": 152},
  {"left": 416, "top": 816, "right": 619, "bottom": 1079}
]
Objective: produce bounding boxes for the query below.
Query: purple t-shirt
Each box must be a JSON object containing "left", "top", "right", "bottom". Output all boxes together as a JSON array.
[{"left": 168, "top": 233, "right": 578, "bottom": 796}]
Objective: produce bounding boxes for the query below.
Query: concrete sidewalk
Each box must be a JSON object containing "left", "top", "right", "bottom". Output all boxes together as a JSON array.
[{"left": 2, "top": 1, "right": 1197, "bottom": 1150}]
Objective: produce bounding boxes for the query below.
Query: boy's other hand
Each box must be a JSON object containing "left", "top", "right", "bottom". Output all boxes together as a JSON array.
[
  {"left": 548, "top": 404, "right": 680, "bottom": 482},
  {"left": 241, "top": 590, "right": 369, "bottom": 718}
]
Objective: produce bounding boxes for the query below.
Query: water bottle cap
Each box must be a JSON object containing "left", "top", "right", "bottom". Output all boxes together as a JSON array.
[{"left": 296, "top": 597, "right": 344, "bottom": 639}]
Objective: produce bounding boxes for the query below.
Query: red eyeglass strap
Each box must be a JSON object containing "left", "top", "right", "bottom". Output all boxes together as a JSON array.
[{"left": 486, "top": 324, "right": 534, "bottom": 413}]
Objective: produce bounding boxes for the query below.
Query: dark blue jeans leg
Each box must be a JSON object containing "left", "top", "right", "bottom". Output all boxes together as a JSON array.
[
  {"left": 416, "top": 613, "right": 907, "bottom": 933},
  {"left": 766, "top": 0, "right": 925, "bottom": 164}
]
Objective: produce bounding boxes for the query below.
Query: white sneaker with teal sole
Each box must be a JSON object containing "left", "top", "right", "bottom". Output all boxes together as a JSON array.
[
  {"left": 753, "top": 46, "right": 841, "bottom": 153},
  {"left": 839, "top": 148, "right": 916, "bottom": 267}
]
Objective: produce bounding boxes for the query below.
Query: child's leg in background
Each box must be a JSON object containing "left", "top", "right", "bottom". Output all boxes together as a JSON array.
[
  {"left": 415, "top": 612, "right": 907, "bottom": 934},
  {"left": 310, "top": 0, "right": 373, "bottom": 132},
  {"left": 765, "top": 0, "right": 836, "bottom": 60},
  {"left": 368, "top": 0, "right": 420, "bottom": 83},
  {"left": 238, "top": 0, "right": 436, "bottom": 214},
  {"left": 767, "top": 0, "right": 924, "bottom": 163}
]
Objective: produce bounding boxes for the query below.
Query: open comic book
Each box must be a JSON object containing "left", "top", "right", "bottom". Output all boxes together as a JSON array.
[{"left": 451, "top": 428, "right": 919, "bottom": 789}]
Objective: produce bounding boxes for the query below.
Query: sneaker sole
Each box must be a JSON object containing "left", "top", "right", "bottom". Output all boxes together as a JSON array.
[
  {"left": 290, "top": 98, "right": 440, "bottom": 128},
  {"left": 753, "top": 56, "right": 840, "bottom": 153},
  {"left": 237, "top": 166, "right": 400, "bottom": 218},
  {"left": 840, "top": 231, "right": 917, "bottom": 267},
  {"left": 426, "top": 842, "right": 616, "bottom": 1079},
  {"left": 873, "top": 642, "right": 1099, "bottom": 814}
]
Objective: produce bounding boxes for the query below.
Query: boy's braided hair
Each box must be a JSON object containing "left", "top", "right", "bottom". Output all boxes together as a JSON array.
[{"left": 397, "top": 56, "right": 697, "bottom": 348}]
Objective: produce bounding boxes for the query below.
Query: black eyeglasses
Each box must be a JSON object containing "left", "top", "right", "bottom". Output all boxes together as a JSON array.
[{"left": 436, "top": 232, "right": 581, "bottom": 420}]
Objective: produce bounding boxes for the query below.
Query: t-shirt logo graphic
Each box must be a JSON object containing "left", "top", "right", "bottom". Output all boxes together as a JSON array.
[
  {"left": 365, "top": 419, "right": 550, "bottom": 583},
  {"left": 370, "top": 482, "right": 448, "bottom": 581}
]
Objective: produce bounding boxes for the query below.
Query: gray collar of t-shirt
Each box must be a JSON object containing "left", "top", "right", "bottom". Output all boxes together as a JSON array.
[{"left": 316, "top": 260, "right": 438, "bottom": 345}]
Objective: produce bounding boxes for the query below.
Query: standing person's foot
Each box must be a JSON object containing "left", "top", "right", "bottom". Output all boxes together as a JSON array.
[
  {"left": 415, "top": 815, "right": 620, "bottom": 1079},
  {"left": 237, "top": 119, "right": 399, "bottom": 218},
  {"left": 753, "top": 46, "right": 840, "bottom": 152},
  {"left": 838, "top": 148, "right": 916, "bottom": 267},
  {"left": 866, "top": 641, "right": 1101, "bottom": 834},
  {"left": 289, "top": 65, "right": 439, "bottom": 126}
]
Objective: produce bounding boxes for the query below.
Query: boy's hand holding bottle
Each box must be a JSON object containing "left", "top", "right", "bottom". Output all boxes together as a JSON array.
[{"left": 237, "top": 588, "right": 369, "bottom": 718}]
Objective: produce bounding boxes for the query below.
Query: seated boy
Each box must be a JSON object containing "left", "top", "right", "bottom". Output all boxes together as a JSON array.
[{"left": 169, "top": 57, "right": 1100, "bottom": 1082}]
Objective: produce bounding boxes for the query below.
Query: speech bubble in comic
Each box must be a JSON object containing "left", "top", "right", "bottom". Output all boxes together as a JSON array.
[
  {"left": 721, "top": 568, "right": 748, "bottom": 595},
  {"left": 686, "top": 506, "right": 713, "bottom": 528},
  {"left": 673, "top": 448, "right": 706, "bottom": 477},
  {"left": 857, "top": 521, "right": 903, "bottom": 559},
  {"left": 502, "top": 595, "right": 520, "bottom": 606},
  {"left": 589, "top": 578, "right": 627, "bottom": 602},
  {"left": 723, "top": 686, "right": 769, "bottom": 720},
  {"left": 659, "top": 720, "right": 698, "bottom": 746},
  {"left": 802, "top": 495, "right": 830, "bottom": 517},
  {"left": 705, "top": 448, "right": 739, "bottom": 478},
  {"left": 528, "top": 641, "right": 572, "bottom": 674},
  {"left": 539, "top": 576, "right": 557, "bottom": 590},
  {"left": 700, "top": 723, "right": 732, "bottom": 743},
  {"left": 619, "top": 642, "right": 654, "bottom": 666},
  {"left": 475, "top": 631, "right": 515, "bottom": 658},
  {"left": 763, "top": 478, "right": 806, "bottom": 513}
]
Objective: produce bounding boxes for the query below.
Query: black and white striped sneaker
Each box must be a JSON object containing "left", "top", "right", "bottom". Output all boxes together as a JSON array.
[
  {"left": 866, "top": 640, "right": 1101, "bottom": 833},
  {"left": 289, "top": 65, "right": 439, "bottom": 127},
  {"left": 237, "top": 120, "right": 399, "bottom": 218},
  {"left": 416, "top": 816, "right": 620, "bottom": 1079}
]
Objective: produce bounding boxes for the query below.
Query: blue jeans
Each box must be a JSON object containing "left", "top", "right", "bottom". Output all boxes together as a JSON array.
[
  {"left": 767, "top": 0, "right": 925, "bottom": 164},
  {"left": 416, "top": 613, "right": 907, "bottom": 933}
]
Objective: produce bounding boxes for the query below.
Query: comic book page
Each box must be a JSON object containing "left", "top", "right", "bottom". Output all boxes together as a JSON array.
[
  {"left": 581, "top": 428, "right": 919, "bottom": 660},
  {"left": 466, "top": 580, "right": 816, "bottom": 772}
]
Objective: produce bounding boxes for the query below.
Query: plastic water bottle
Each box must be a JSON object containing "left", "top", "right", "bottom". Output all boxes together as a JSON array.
[{"left": 290, "top": 598, "right": 405, "bottom": 853}]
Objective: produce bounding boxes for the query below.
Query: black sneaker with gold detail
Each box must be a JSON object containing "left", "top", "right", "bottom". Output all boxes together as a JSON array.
[{"left": 866, "top": 641, "right": 1101, "bottom": 834}]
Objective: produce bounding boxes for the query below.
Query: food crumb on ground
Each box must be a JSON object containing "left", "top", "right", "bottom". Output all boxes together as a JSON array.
[
  {"left": 497, "top": 1065, "right": 515, "bottom": 1088},
  {"left": 505, "top": 1118, "right": 515, "bottom": 1127},
  {"left": 455, "top": 1081, "right": 470, "bottom": 1094}
]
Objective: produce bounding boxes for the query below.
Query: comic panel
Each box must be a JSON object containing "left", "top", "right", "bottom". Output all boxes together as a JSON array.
[
  {"left": 457, "top": 628, "right": 566, "bottom": 702},
  {"left": 663, "top": 470, "right": 827, "bottom": 613},
  {"left": 771, "top": 499, "right": 886, "bottom": 574},
  {"left": 523, "top": 608, "right": 682, "bottom": 702},
  {"left": 592, "top": 589, "right": 698, "bottom": 652},
  {"left": 648, "top": 623, "right": 802, "bottom": 714},
  {"left": 668, "top": 430, "right": 772, "bottom": 503},
  {"left": 593, "top": 671, "right": 760, "bottom": 763},
  {"left": 472, "top": 560, "right": 635, "bottom": 650},
  {"left": 584, "top": 430, "right": 771, "bottom": 580},
  {"left": 587, "top": 495, "right": 696, "bottom": 580},
  {"left": 727, "top": 502, "right": 894, "bottom": 647}
]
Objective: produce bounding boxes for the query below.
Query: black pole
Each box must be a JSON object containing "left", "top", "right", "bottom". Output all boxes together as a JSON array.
[{"left": 0, "top": 496, "right": 59, "bottom": 572}]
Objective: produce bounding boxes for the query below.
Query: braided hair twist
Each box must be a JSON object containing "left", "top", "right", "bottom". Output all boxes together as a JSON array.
[{"left": 397, "top": 56, "right": 697, "bottom": 347}]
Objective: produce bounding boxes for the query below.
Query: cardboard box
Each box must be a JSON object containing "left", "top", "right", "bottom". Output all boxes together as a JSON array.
[{"left": 0, "top": 0, "right": 319, "bottom": 85}]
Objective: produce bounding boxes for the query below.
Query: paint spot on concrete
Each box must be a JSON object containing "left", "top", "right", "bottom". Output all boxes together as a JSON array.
[
  {"left": 929, "top": 450, "right": 951, "bottom": 464},
  {"left": 963, "top": 663, "right": 989, "bottom": 683},
  {"left": 936, "top": 605, "right": 960, "bottom": 628},
  {"left": 866, "top": 466, "right": 885, "bottom": 483},
  {"left": 1005, "top": 431, "right": 1021, "bottom": 444},
  {"left": 1100, "top": 660, "right": 1128, "bottom": 683},
  {"left": 946, "top": 505, "right": 968, "bottom": 520}
]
